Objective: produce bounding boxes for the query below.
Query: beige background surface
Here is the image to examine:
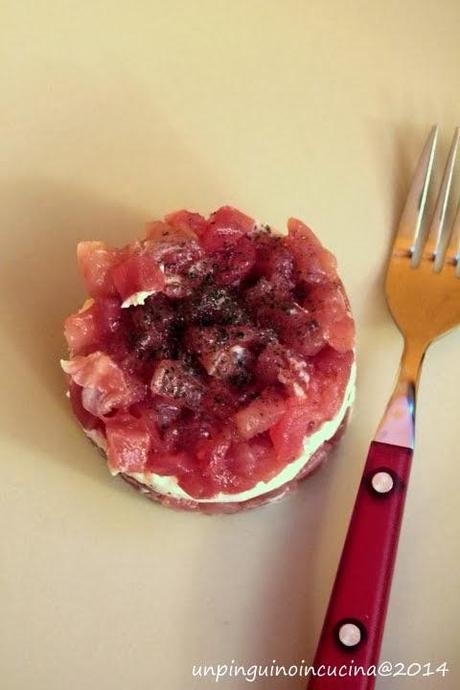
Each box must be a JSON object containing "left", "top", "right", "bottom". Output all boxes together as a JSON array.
[{"left": 1, "top": 2, "right": 459, "bottom": 689}]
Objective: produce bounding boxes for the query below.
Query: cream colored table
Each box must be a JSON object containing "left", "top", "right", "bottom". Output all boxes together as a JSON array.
[{"left": 1, "top": 2, "right": 459, "bottom": 689}]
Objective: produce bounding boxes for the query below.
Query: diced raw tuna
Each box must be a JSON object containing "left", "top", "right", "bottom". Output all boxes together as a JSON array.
[
  {"left": 186, "top": 325, "right": 262, "bottom": 381},
  {"left": 164, "top": 210, "right": 207, "bottom": 237},
  {"left": 254, "top": 231, "right": 295, "bottom": 293},
  {"left": 111, "top": 254, "right": 165, "bottom": 302},
  {"left": 105, "top": 412, "right": 151, "bottom": 473},
  {"left": 228, "top": 434, "right": 285, "bottom": 485},
  {"left": 234, "top": 392, "right": 286, "bottom": 439},
  {"left": 246, "top": 279, "right": 325, "bottom": 356},
  {"left": 125, "top": 293, "right": 178, "bottom": 360},
  {"left": 286, "top": 218, "right": 337, "bottom": 284},
  {"left": 150, "top": 398, "right": 183, "bottom": 429},
  {"left": 309, "top": 346, "right": 354, "bottom": 419},
  {"left": 183, "top": 285, "right": 248, "bottom": 326},
  {"left": 208, "top": 205, "right": 255, "bottom": 234},
  {"left": 200, "top": 230, "right": 256, "bottom": 287},
  {"left": 306, "top": 282, "right": 355, "bottom": 352},
  {"left": 150, "top": 359, "right": 204, "bottom": 410},
  {"left": 201, "top": 379, "right": 242, "bottom": 419},
  {"left": 270, "top": 347, "right": 353, "bottom": 464},
  {"left": 68, "top": 380, "right": 101, "bottom": 431},
  {"left": 148, "top": 450, "right": 195, "bottom": 477},
  {"left": 256, "top": 342, "right": 311, "bottom": 397},
  {"left": 61, "top": 351, "right": 145, "bottom": 416},
  {"left": 63, "top": 206, "right": 355, "bottom": 510},
  {"left": 64, "top": 298, "right": 121, "bottom": 355},
  {"left": 143, "top": 223, "right": 207, "bottom": 297},
  {"left": 77, "top": 241, "right": 121, "bottom": 297},
  {"left": 269, "top": 397, "right": 313, "bottom": 464}
]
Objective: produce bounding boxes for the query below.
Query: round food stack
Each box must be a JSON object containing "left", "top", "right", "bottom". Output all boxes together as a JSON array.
[{"left": 62, "top": 206, "right": 356, "bottom": 512}]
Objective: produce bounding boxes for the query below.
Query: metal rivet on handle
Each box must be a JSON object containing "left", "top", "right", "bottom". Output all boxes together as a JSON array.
[
  {"left": 371, "top": 471, "right": 394, "bottom": 494},
  {"left": 337, "top": 622, "right": 362, "bottom": 648}
]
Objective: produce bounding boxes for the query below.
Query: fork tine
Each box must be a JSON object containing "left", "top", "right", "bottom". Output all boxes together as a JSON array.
[
  {"left": 392, "top": 125, "right": 438, "bottom": 261},
  {"left": 424, "top": 127, "right": 459, "bottom": 271},
  {"left": 446, "top": 198, "right": 460, "bottom": 274}
]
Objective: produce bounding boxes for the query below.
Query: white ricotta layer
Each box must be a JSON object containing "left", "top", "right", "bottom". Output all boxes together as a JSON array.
[
  {"left": 121, "top": 290, "right": 156, "bottom": 308},
  {"left": 125, "top": 360, "right": 356, "bottom": 504}
]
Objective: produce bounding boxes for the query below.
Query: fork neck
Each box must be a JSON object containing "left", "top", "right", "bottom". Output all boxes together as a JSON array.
[
  {"left": 373, "top": 337, "right": 427, "bottom": 449},
  {"left": 399, "top": 337, "right": 427, "bottom": 392}
]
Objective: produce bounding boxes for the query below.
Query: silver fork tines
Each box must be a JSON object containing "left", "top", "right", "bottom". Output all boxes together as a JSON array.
[
  {"left": 446, "top": 197, "right": 460, "bottom": 273},
  {"left": 394, "top": 125, "right": 460, "bottom": 271},
  {"left": 423, "top": 127, "right": 460, "bottom": 271},
  {"left": 395, "top": 124, "right": 438, "bottom": 261}
]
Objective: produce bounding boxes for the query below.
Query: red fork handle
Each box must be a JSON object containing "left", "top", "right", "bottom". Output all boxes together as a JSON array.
[{"left": 308, "top": 441, "right": 413, "bottom": 689}]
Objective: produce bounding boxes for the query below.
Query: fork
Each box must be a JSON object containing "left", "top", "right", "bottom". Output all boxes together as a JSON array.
[{"left": 308, "top": 125, "right": 460, "bottom": 689}]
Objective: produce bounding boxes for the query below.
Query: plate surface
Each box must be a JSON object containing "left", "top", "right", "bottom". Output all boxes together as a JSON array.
[{"left": 1, "top": 2, "right": 459, "bottom": 688}]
